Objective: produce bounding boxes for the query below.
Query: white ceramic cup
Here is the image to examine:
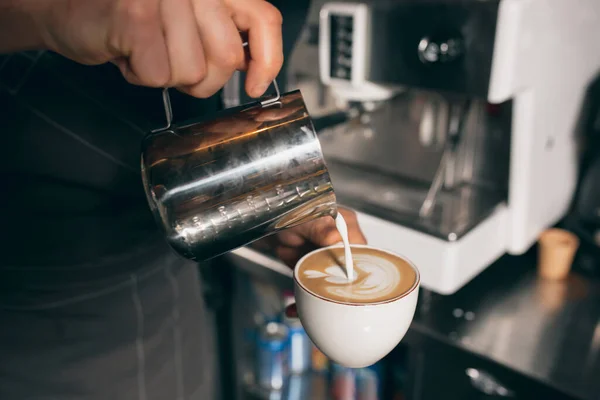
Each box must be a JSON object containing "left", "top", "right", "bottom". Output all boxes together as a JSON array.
[{"left": 293, "top": 244, "right": 420, "bottom": 368}]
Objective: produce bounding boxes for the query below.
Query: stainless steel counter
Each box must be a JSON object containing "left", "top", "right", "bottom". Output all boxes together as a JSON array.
[
  {"left": 227, "top": 248, "right": 600, "bottom": 400},
  {"left": 411, "top": 251, "right": 600, "bottom": 400}
]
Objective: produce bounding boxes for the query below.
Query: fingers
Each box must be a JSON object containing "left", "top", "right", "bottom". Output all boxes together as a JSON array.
[
  {"left": 306, "top": 216, "right": 344, "bottom": 247},
  {"left": 113, "top": 0, "right": 171, "bottom": 87},
  {"left": 182, "top": 0, "right": 245, "bottom": 97},
  {"left": 276, "top": 245, "right": 313, "bottom": 268},
  {"left": 272, "top": 208, "right": 367, "bottom": 267},
  {"left": 160, "top": 0, "right": 207, "bottom": 86},
  {"left": 289, "top": 208, "right": 368, "bottom": 248},
  {"left": 227, "top": 0, "right": 283, "bottom": 97},
  {"left": 338, "top": 208, "right": 368, "bottom": 244},
  {"left": 276, "top": 246, "right": 300, "bottom": 267},
  {"left": 111, "top": 0, "right": 281, "bottom": 98},
  {"left": 276, "top": 230, "right": 306, "bottom": 248},
  {"left": 313, "top": 210, "right": 367, "bottom": 247}
]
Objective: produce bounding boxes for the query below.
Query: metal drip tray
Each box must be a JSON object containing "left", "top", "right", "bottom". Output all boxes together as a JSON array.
[{"left": 327, "top": 160, "right": 505, "bottom": 241}]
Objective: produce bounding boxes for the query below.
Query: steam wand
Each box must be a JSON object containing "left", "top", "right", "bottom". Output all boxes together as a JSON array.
[{"left": 419, "top": 99, "right": 471, "bottom": 218}]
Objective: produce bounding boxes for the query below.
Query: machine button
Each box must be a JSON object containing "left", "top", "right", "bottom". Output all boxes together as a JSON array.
[
  {"left": 337, "top": 55, "right": 352, "bottom": 67},
  {"left": 337, "top": 42, "right": 352, "bottom": 55},
  {"left": 335, "top": 68, "right": 349, "bottom": 79},
  {"left": 418, "top": 36, "right": 464, "bottom": 64}
]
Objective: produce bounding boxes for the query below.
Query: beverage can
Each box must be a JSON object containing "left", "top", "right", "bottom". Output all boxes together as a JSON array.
[
  {"left": 267, "top": 390, "right": 283, "bottom": 400},
  {"left": 285, "top": 374, "right": 312, "bottom": 400},
  {"left": 331, "top": 363, "right": 357, "bottom": 400},
  {"left": 310, "top": 373, "right": 330, "bottom": 398},
  {"left": 311, "top": 345, "right": 329, "bottom": 373},
  {"left": 254, "top": 387, "right": 284, "bottom": 400},
  {"left": 283, "top": 304, "right": 312, "bottom": 374},
  {"left": 356, "top": 363, "right": 383, "bottom": 400},
  {"left": 287, "top": 323, "right": 312, "bottom": 374},
  {"left": 257, "top": 322, "right": 289, "bottom": 391}
]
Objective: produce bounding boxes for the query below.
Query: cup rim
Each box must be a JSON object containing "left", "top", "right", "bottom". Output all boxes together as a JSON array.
[{"left": 294, "top": 244, "right": 420, "bottom": 306}]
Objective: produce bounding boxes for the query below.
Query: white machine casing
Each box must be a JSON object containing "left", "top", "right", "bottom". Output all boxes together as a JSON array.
[{"left": 315, "top": 0, "right": 600, "bottom": 294}]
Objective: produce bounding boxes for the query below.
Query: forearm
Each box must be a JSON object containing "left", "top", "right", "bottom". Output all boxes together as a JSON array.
[{"left": 0, "top": 0, "right": 49, "bottom": 53}]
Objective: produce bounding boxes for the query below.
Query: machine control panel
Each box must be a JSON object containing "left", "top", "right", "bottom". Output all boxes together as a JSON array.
[
  {"left": 320, "top": 0, "right": 501, "bottom": 99},
  {"left": 319, "top": 3, "right": 398, "bottom": 102},
  {"left": 329, "top": 14, "right": 354, "bottom": 81}
]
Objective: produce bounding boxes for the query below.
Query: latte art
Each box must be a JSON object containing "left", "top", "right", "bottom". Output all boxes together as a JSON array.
[
  {"left": 297, "top": 246, "right": 417, "bottom": 304},
  {"left": 303, "top": 253, "right": 402, "bottom": 302}
]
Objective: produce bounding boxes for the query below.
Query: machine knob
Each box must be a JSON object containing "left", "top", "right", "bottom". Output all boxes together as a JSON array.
[{"left": 418, "top": 35, "right": 464, "bottom": 64}]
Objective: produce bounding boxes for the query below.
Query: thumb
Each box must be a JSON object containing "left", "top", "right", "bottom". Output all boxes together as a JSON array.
[
  {"left": 295, "top": 216, "right": 343, "bottom": 248},
  {"left": 289, "top": 209, "right": 367, "bottom": 248}
]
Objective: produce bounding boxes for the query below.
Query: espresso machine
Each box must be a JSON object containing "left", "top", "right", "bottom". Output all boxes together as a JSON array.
[{"left": 310, "top": 0, "right": 600, "bottom": 294}]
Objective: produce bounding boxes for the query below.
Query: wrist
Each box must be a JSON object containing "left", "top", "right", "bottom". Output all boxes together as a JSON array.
[{"left": 0, "top": 0, "right": 54, "bottom": 53}]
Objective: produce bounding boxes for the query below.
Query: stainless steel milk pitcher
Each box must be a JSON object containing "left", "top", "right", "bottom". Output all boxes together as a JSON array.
[{"left": 141, "top": 81, "right": 338, "bottom": 261}]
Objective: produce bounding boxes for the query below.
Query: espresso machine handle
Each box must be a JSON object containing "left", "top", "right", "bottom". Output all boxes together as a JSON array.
[
  {"left": 153, "top": 40, "right": 281, "bottom": 133},
  {"left": 311, "top": 111, "right": 352, "bottom": 133}
]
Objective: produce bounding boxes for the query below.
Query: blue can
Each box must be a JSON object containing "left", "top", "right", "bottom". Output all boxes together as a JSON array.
[
  {"left": 283, "top": 310, "right": 312, "bottom": 374},
  {"left": 356, "top": 363, "right": 383, "bottom": 400},
  {"left": 285, "top": 373, "right": 313, "bottom": 400},
  {"left": 262, "top": 388, "right": 284, "bottom": 400},
  {"left": 257, "top": 322, "right": 289, "bottom": 391},
  {"left": 331, "top": 363, "right": 357, "bottom": 400}
]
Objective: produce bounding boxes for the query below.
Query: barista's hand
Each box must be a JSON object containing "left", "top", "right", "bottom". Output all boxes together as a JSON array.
[
  {"left": 269, "top": 208, "right": 368, "bottom": 267},
  {"left": 33, "top": 0, "right": 283, "bottom": 98}
]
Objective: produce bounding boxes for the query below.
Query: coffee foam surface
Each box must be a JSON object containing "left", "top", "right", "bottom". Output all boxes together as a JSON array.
[{"left": 297, "top": 247, "right": 417, "bottom": 304}]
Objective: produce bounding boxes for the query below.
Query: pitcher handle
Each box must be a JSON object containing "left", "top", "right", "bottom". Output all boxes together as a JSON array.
[{"left": 154, "top": 40, "right": 281, "bottom": 132}]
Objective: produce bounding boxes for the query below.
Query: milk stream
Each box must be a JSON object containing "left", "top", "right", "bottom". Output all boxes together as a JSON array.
[{"left": 335, "top": 213, "right": 354, "bottom": 280}]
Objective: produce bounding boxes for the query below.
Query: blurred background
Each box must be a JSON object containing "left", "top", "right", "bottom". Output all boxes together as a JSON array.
[
  {"left": 213, "top": 0, "right": 600, "bottom": 399},
  {"left": 2, "top": 0, "right": 599, "bottom": 399}
]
